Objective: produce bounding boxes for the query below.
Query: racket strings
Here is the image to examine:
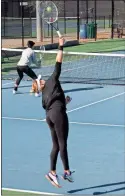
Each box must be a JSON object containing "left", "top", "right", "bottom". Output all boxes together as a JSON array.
[
  {"left": 39, "top": 1, "right": 62, "bottom": 37},
  {"left": 42, "top": 1, "right": 58, "bottom": 23}
]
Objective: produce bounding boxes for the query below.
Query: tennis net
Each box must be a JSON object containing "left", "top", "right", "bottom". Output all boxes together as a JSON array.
[{"left": 2, "top": 48, "right": 125, "bottom": 85}]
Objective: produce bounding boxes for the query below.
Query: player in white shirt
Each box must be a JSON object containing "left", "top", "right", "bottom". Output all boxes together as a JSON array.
[{"left": 13, "top": 40, "right": 40, "bottom": 97}]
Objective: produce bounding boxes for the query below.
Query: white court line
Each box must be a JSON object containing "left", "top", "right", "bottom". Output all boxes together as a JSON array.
[
  {"left": 2, "top": 92, "right": 125, "bottom": 128},
  {"left": 2, "top": 117, "right": 124, "bottom": 128},
  {"left": 70, "top": 121, "right": 125, "bottom": 128},
  {"left": 2, "top": 188, "right": 62, "bottom": 195},
  {"left": 2, "top": 91, "right": 125, "bottom": 128},
  {"left": 67, "top": 92, "right": 125, "bottom": 113},
  {"left": 2, "top": 116, "right": 46, "bottom": 122},
  {"left": 2, "top": 81, "right": 14, "bottom": 86}
]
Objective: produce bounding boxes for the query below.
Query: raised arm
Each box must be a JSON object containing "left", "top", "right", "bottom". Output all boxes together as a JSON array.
[{"left": 52, "top": 38, "right": 65, "bottom": 80}]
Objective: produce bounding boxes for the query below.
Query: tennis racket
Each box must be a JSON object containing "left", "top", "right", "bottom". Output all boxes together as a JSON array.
[
  {"left": 36, "top": 45, "right": 45, "bottom": 68},
  {"left": 39, "top": 1, "right": 63, "bottom": 38},
  {"left": 39, "top": 45, "right": 45, "bottom": 61}
]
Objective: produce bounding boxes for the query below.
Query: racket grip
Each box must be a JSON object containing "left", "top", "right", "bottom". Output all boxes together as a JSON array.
[
  {"left": 38, "top": 74, "right": 41, "bottom": 80},
  {"left": 57, "top": 31, "right": 62, "bottom": 38}
]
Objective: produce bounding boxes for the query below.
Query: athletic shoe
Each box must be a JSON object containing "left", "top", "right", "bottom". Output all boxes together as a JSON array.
[
  {"left": 61, "top": 171, "right": 74, "bottom": 182},
  {"left": 45, "top": 172, "right": 61, "bottom": 188},
  {"left": 13, "top": 90, "right": 20, "bottom": 94},
  {"left": 35, "top": 92, "right": 40, "bottom": 97}
]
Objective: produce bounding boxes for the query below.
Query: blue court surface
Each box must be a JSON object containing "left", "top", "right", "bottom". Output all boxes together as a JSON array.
[{"left": 2, "top": 80, "right": 125, "bottom": 195}]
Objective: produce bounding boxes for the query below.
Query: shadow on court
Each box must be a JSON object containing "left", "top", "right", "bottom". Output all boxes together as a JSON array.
[
  {"left": 93, "top": 186, "right": 125, "bottom": 195},
  {"left": 2, "top": 85, "right": 103, "bottom": 92},
  {"left": 64, "top": 86, "right": 103, "bottom": 93},
  {"left": 2, "top": 85, "right": 31, "bottom": 90},
  {"left": 67, "top": 181, "right": 125, "bottom": 194}
]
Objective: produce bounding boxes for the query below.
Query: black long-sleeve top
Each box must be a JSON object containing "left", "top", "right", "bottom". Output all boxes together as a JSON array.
[{"left": 42, "top": 62, "right": 66, "bottom": 111}]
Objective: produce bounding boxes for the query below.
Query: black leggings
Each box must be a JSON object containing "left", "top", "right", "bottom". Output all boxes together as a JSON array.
[
  {"left": 46, "top": 107, "right": 69, "bottom": 171},
  {"left": 16, "top": 66, "right": 37, "bottom": 86}
]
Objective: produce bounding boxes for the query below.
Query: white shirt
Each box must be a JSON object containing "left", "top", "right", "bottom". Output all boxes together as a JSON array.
[{"left": 17, "top": 47, "right": 37, "bottom": 67}]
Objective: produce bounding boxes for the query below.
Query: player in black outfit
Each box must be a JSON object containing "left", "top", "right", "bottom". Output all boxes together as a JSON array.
[{"left": 32, "top": 38, "right": 73, "bottom": 188}]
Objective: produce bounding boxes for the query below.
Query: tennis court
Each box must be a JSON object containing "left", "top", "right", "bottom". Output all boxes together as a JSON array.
[{"left": 2, "top": 48, "right": 125, "bottom": 195}]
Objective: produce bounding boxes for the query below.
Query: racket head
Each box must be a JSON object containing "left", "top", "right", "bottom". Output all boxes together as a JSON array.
[
  {"left": 39, "top": 45, "right": 45, "bottom": 60},
  {"left": 36, "top": 45, "right": 45, "bottom": 68},
  {"left": 40, "top": 1, "right": 58, "bottom": 24}
]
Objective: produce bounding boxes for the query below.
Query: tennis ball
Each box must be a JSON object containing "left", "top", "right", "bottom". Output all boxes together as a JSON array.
[{"left": 47, "top": 6, "right": 52, "bottom": 12}]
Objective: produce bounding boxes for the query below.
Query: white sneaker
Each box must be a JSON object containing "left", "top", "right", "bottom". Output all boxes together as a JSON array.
[
  {"left": 13, "top": 90, "right": 21, "bottom": 94},
  {"left": 45, "top": 172, "right": 61, "bottom": 188},
  {"left": 35, "top": 92, "right": 40, "bottom": 97},
  {"left": 13, "top": 90, "right": 18, "bottom": 94}
]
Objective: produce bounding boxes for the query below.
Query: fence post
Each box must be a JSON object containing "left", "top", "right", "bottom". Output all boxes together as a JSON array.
[
  {"left": 77, "top": 0, "right": 80, "bottom": 41},
  {"left": 29, "top": 6, "right": 32, "bottom": 38},
  {"left": 94, "top": 0, "right": 97, "bottom": 41},
  {"left": 3, "top": 2, "right": 5, "bottom": 37},
  {"left": 111, "top": 0, "right": 114, "bottom": 39},
  {"left": 51, "top": 25, "right": 53, "bottom": 44},
  {"left": 47, "top": 24, "right": 50, "bottom": 37},
  {"left": 21, "top": 0, "right": 24, "bottom": 47},
  {"left": 64, "top": 0, "right": 66, "bottom": 34},
  {"left": 103, "top": 16, "right": 105, "bottom": 29},
  {"left": 86, "top": 0, "right": 88, "bottom": 24},
  {"left": 36, "top": 0, "right": 43, "bottom": 42}
]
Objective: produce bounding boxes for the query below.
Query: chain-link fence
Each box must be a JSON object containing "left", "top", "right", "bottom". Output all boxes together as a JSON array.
[{"left": 2, "top": 0, "right": 125, "bottom": 47}]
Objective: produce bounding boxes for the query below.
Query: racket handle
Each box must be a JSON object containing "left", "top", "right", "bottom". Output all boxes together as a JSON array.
[
  {"left": 56, "top": 31, "right": 62, "bottom": 38},
  {"left": 57, "top": 30, "right": 66, "bottom": 44},
  {"left": 38, "top": 74, "right": 41, "bottom": 80}
]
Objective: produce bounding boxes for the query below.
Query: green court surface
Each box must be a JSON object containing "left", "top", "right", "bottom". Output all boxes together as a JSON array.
[
  {"left": 65, "top": 39, "right": 125, "bottom": 53},
  {"left": 2, "top": 190, "right": 41, "bottom": 196},
  {"left": 2, "top": 189, "right": 62, "bottom": 196},
  {"left": 2, "top": 189, "right": 68, "bottom": 196},
  {"left": 2, "top": 189, "right": 123, "bottom": 196}
]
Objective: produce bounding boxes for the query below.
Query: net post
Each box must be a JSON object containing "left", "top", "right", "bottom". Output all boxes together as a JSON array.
[{"left": 36, "top": 0, "right": 43, "bottom": 42}]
